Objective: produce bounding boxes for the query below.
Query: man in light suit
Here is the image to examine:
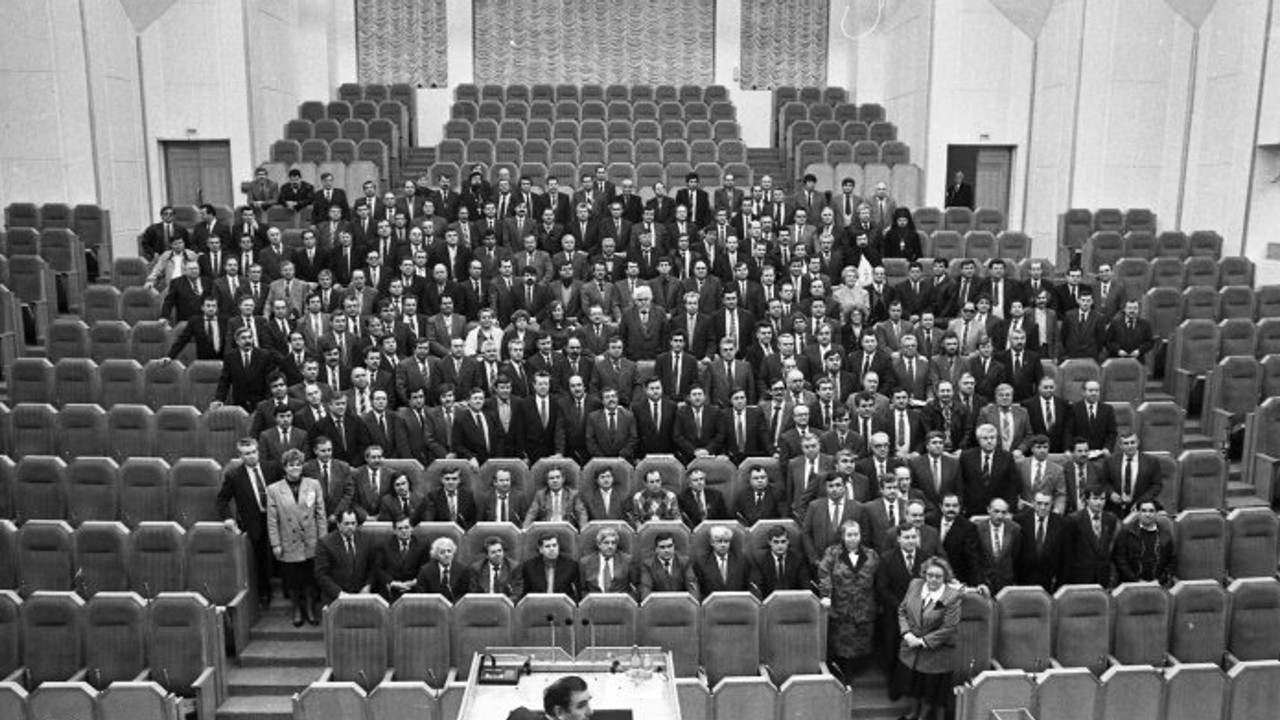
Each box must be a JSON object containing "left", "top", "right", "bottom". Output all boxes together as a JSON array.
[
  {"left": 578, "top": 527, "right": 634, "bottom": 596},
  {"left": 788, "top": 433, "right": 838, "bottom": 517},
  {"left": 1060, "top": 437, "right": 1105, "bottom": 515},
  {"left": 314, "top": 509, "right": 374, "bottom": 605},
  {"left": 977, "top": 384, "right": 1032, "bottom": 456},
  {"left": 865, "top": 475, "right": 911, "bottom": 551},
  {"left": 1016, "top": 435, "right": 1067, "bottom": 514},
  {"left": 908, "top": 431, "right": 962, "bottom": 522},
  {"left": 800, "top": 474, "right": 868, "bottom": 567}
]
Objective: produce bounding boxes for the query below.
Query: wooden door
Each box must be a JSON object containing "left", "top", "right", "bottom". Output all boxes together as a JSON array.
[{"left": 163, "top": 141, "right": 232, "bottom": 208}]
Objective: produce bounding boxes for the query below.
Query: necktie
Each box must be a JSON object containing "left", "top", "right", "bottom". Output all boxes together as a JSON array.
[
  {"left": 694, "top": 410, "right": 702, "bottom": 437},
  {"left": 736, "top": 412, "right": 746, "bottom": 450},
  {"left": 321, "top": 463, "right": 329, "bottom": 489},
  {"left": 933, "top": 458, "right": 942, "bottom": 491},
  {"left": 608, "top": 411, "right": 617, "bottom": 434},
  {"left": 448, "top": 492, "right": 458, "bottom": 520},
  {"left": 888, "top": 501, "right": 897, "bottom": 526},
  {"left": 941, "top": 520, "right": 951, "bottom": 540},
  {"left": 718, "top": 556, "right": 728, "bottom": 583},
  {"left": 601, "top": 557, "right": 613, "bottom": 591},
  {"left": 251, "top": 467, "right": 266, "bottom": 511},
  {"left": 243, "top": 350, "right": 252, "bottom": 368},
  {"left": 551, "top": 492, "right": 561, "bottom": 519},
  {"left": 476, "top": 412, "right": 490, "bottom": 452},
  {"left": 1045, "top": 400, "right": 1054, "bottom": 428},
  {"left": 1002, "top": 411, "right": 1013, "bottom": 449},
  {"left": 993, "top": 528, "right": 1002, "bottom": 555},
  {"left": 897, "top": 411, "right": 907, "bottom": 449},
  {"left": 673, "top": 356, "right": 682, "bottom": 392},
  {"left": 1092, "top": 513, "right": 1102, "bottom": 536},
  {"left": 207, "top": 320, "right": 219, "bottom": 353},
  {"left": 697, "top": 490, "right": 706, "bottom": 515},
  {"left": 540, "top": 398, "right": 549, "bottom": 427},
  {"left": 830, "top": 501, "right": 840, "bottom": 528},
  {"left": 725, "top": 361, "right": 734, "bottom": 387},
  {"left": 1034, "top": 461, "right": 1044, "bottom": 491},
  {"left": 442, "top": 565, "right": 450, "bottom": 592},
  {"left": 1089, "top": 404, "right": 1096, "bottom": 422},
  {"left": 1124, "top": 458, "right": 1134, "bottom": 496},
  {"left": 402, "top": 498, "right": 410, "bottom": 516},
  {"left": 1036, "top": 518, "right": 1046, "bottom": 549},
  {"left": 346, "top": 538, "right": 355, "bottom": 560},
  {"left": 982, "top": 453, "right": 991, "bottom": 477},
  {"left": 755, "top": 491, "right": 763, "bottom": 506},
  {"left": 497, "top": 495, "right": 507, "bottom": 523},
  {"left": 490, "top": 565, "right": 499, "bottom": 593}
]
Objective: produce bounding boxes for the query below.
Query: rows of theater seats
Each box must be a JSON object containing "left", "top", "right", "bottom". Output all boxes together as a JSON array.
[
  {"left": 0, "top": 590, "right": 227, "bottom": 720},
  {"left": 953, "top": 653, "right": 1280, "bottom": 720}
]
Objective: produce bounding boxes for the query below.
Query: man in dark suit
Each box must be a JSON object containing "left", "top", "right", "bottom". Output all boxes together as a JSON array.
[
  {"left": 373, "top": 515, "right": 425, "bottom": 601},
  {"left": 1015, "top": 491, "right": 1067, "bottom": 591},
  {"left": 944, "top": 171, "right": 974, "bottom": 209},
  {"left": 996, "top": 330, "right": 1044, "bottom": 403},
  {"left": 376, "top": 473, "right": 428, "bottom": 524},
  {"left": 141, "top": 206, "right": 191, "bottom": 259},
  {"left": 1105, "top": 299, "right": 1156, "bottom": 362},
  {"left": 414, "top": 537, "right": 471, "bottom": 601},
  {"left": 731, "top": 466, "right": 785, "bottom": 525},
  {"left": 957, "top": 423, "right": 1021, "bottom": 517},
  {"left": 453, "top": 387, "right": 506, "bottom": 464},
  {"left": 1061, "top": 437, "right": 1105, "bottom": 515},
  {"left": 720, "top": 389, "right": 770, "bottom": 464},
  {"left": 639, "top": 532, "right": 701, "bottom": 600},
  {"left": 1102, "top": 432, "right": 1164, "bottom": 518},
  {"left": 584, "top": 387, "right": 639, "bottom": 462},
  {"left": 676, "top": 467, "right": 730, "bottom": 528},
  {"left": 422, "top": 467, "right": 478, "bottom": 529},
  {"left": 674, "top": 172, "right": 713, "bottom": 227},
  {"left": 1022, "top": 376, "right": 1070, "bottom": 453},
  {"left": 520, "top": 533, "right": 581, "bottom": 599},
  {"left": 216, "top": 438, "right": 282, "bottom": 608},
  {"left": 557, "top": 376, "right": 602, "bottom": 465},
  {"left": 160, "top": 259, "right": 215, "bottom": 323},
  {"left": 933, "top": 492, "right": 983, "bottom": 586},
  {"left": 672, "top": 386, "right": 724, "bottom": 464},
  {"left": 165, "top": 296, "right": 227, "bottom": 361},
  {"left": 909, "top": 431, "right": 962, "bottom": 521},
  {"left": 1063, "top": 380, "right": 1117, "bottom": 456},
  {"left": 875, "top": 524, "right": 925, "bottom": 672},
  {"left": 578, "top": 466, "right": 629, "bottom": 522},
  {"left": 1059, "top": 291, "right": 1107, "bottom": 361},
  {"left": 974, "top": 498, "right": 1021, "bottom": 594},
  {"left": 311, "top": 172, "right": 349, "bottom": 221},
  {"left": 1061, "top": 487, "right": 1118, "bottom": 587},
  {"left": 693, "top": 525, "right": 752, "bottom": 593},
  {"left": 214, "top": 328, "right": 280, "bottom": 411},
  {"left": 309, "top": 394, "right": 374, "bottom": 467},
  {"left": 632, "top": 377, "right": 678, "bottom": 458},
  {"left": 750, "top": 526, "right": 813, "bottom": 596},
  {"left": 800, "top": 474, "right": 867, "bottom": 567},
  {"left": 479, "top": 468, "right": 529, "bottom": 524},
  {"left": 190, "top": 203, "right": 232, "bottom": 252},
  {"left": 314, "top": 508, "right": 374, "bottom": 605},
  {"left": 516, "top": 372, "right": 563, "bottom": 464}
]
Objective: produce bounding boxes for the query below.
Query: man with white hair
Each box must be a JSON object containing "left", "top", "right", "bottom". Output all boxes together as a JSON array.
[
  {"left": 694, "top": 525, "right": 752, "bottom": 593},
  {"left": 616, "top": 283, "right": 667, "bottom": 361},
  {"left": 958, "top": 423, "right": 1021, "bottom": 517}
]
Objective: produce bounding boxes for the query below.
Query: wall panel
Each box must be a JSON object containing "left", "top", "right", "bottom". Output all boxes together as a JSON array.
[
  {"left": 472, "top": 0, "right": 715, "bottom": 86},
  {"left": 355, "top": 0, "right": 448, "bottom": 87},
  {"left": 739, "top": 0, "right": 829, "bottom": 89}
]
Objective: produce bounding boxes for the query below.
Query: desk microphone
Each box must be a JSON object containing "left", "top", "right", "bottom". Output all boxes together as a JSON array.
[
  {"left": 566, "top": 617, "right": 576, "bottom": 652},
  {"left": 582, "top": 618, "right": 596, "bottom": 650},
  {"left": 546, "top": 613, "right": 557, "bottom": 649}
]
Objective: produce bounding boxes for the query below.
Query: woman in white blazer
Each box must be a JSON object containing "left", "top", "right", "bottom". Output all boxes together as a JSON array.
[{"left": 267, "top": 449, "right": 327, "bottom": 626}]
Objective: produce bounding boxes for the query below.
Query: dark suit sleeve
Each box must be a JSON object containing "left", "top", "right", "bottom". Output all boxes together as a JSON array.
[{"left": 314, "top": 539, "right": 343, "bottom": 601}]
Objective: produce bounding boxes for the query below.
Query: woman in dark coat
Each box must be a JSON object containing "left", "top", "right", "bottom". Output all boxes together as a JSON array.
[
  {"left": 881, "top": 208, "right": 923, "bottom": 262},
  {"left": 818, "top": 519, "right": 880, "bottom": 681},
  {"left": 893, "top": 556, "right": 963, "bottom": 720}
]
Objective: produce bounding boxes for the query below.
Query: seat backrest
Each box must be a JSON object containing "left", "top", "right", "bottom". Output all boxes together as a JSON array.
[
  {"left": 99, "top": 357, "right": 143, "bottom": 408},
  {"left": 168, "top": 458, "right": 222, "bottom": 528},
  {"left": 0, "top": 589, "right": 19, "bottom": 677},
  {"left": 119, "top": 453, "right": 170, "bottom": 527},
  {"left": 46, "top": 319, "right": 91, "bottom": 363},
  {"left": 1111, "top": 583, "right": 1170, "bottom": 666},
  {"left": 450, "top": 595, "right": 513, "bottom": 671},
  {"left": 153, "top": 406, "right": 202, "bottom": 464},
  {"left": 325, "top": 594, "right": 390, "bottom": 690},
  {"left": 1227, "top": 507, "right": 1279, "bottom": 578},
  {"left": 142, "top": 360, "right": 186, "bottom": 408},
  {"left": 760, "top": 591, "right": 822, "bottom": 682},
  {"left": 58, "top": 403, "right": 108, "bottom": 461},
  {"left": 459, "top": 522, "right": 519, "bottom": 567},
  {"left": 1175, "top": 509, "right": 1227, "bottom": 582},
  {"left": 954, "top": 589, "right": 994, "bottom": 680},
  {"left": 1226, "top": 577, "right": 1280, "bottom": 661},
  {"left": 21, "top": 591, "right": 85, "bottom": 684},
  {"left": 73, "top": 521, "right": 130, "bottom": 597},
  {"left": 575, "top": 593, "right": 638, "bottom": 652},
  {"left": 1169, "top": 580, "right": 1227, "bottom": 664},
  {"left": 129, "top": 322, "right": 170, "bottom": 364},
  {"left": 109, "top": 408, "right": 157, "bottom": 468},
  {"left": 199, "top": 406, "right": 248, "bottom": 464},
  {"left": 146, "top": 593, "right": 218, "bottom": 694},
  {"left": 9, "top": 358, "right": 55, "bottom": 404},
  {"left": 15, "top": 454, "right": 68, "bottom": 524},
  {"left": 514, "top": 594, "right": 577, "bottom": 655},
  {"left": 1226, "top": 660, "right": 1280, "bottom": 720},
  {"left": 1220, "top": 287, "right": 1256, "bottom": 323},
  {"left": 390, "top": 594, "right": 451, "bottom": 687},
  {"left": 185, "top": 522, "right": 248, "bottom": 606},
  {"left": 1052, "top": 584, "right": 1111, "bottom": 673},
  {"left": 1177, "top": 449, "right": 1226, "bottom": 511},
  {"left": 54, "top": 358, "right": 100, "bottom": 406},
  {"left": 83, "top": 592, "right": 148, "bottom": 688},
  {"left": 128, "top": 521, "right": 186, "bottom": 598},
  {"left": 66, "top": 457, "right": 120, "bottom": 525},
  {"left": 1101, "top": 358, "right": 1145, "bottom": 405},
  {"left": 994, "top": 586, "right": 1052, "bottom": 671},
  {"left": 1135, "top": 401, "right": 1185, "bottom": 454},
  {"left": 1165, "top": 663, "right": 1228, "bottom": 720},
  {"left": 639, "top": 593, "right": 700, "bottom": 677}
]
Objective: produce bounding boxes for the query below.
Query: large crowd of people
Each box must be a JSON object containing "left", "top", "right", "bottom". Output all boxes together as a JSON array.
[{"left": 153, "top": 162, "right": 1166, "bottom": 696}]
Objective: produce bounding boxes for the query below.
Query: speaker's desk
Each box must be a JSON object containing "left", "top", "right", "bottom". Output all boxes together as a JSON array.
[{"left": 456, "top": 646, "right": 680, "bottom": 720}]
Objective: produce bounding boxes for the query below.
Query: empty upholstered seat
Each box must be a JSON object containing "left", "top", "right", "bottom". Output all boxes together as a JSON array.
[
  {"left": 1101, "top": 358, "right": 1146, "bottom": 405},
  {"left": 993, "top": 586, "right": 1052, "bottom": 671},
  {"left": 759, "top": 591, "right": 824, "bottom": 683},
  {"left": 955, "top": 590, "right": 994, "bottom": 681},
  {"left": 46, "top": 320, "right": 90, "bottom": 363},
  {"left": 640, "top": 593, "right": 700, "bottom": 677},
  {"left": 450, "top": 595, "right": 513, "bottom": 671},
  {"left": 1052, "top": 585, "right": 1111, "bottom": 673},
  {"left": 1169, "top": 580, "right": 1228, "bottom": 664},
  {"left": 82, "top": 286, "right": 121, "bottom": 326},
  {"left": 514, "top": 594, "right": 577, "bottom": 655},
  {"left": 18, "top": 521, "right": 76, "bottom": 595},
  {"left": 1226, "top": 577, "right": 1280, "bottom": 661},
  {"left": 325, "top": 595, "right": 391, "bottom": 690},
  {"left": 153, "top": 407, "right": 201, "bottom": 464},
  {"left": 1185, "top": 255, "right": 1221, "bottom": 289},
  {"left": 12, "top": 403, "right": 59, "bottom": 457},
  {"left": 1035, "top": 667, "right": 1101, "bottom": 720},
  {"left": 1219, "top": 317, "right": 1257, "bottom": 357},
  {"left": 129, "top": 321, "right": 170, "bottom": 364},
  {"left": 0, "top": 588, "right": 17, "bottom": 676},
  {"left": 66, "top": 457, "right": 120, "bottom": 524},
  {"left": 108, "top": 405, "right": 155, "bottom": 461},
  {"left": 146, "top": 593, "right": 221, "bottom": 720},
  {"left": 1219, "top": 256, "right": 1256, "bottom": 287},
  {"left": 928, "top": 230, "right": 963, "bottom": 261},
  {"left": 1202, "top": 355, "right": 1260, "bottom": 452},
  {"left": 142, "top": 360, "right": 186, "bottom": 408},
  {"left": 199, "top": 405, "right": 247, "bottom": 463},
  {"left": 57, "top": 404, "right": 108, "bottom": 460},
  {"left": 186, "top": 522, "right": 253, "bottom": 653},
  {"left": 574, "top": 592, "right": 637, "bottom": 652},
  {"left": 15, "top": 455, "right": 67, "bottom": 523},
  {"left": 73, "top": 522, "right": 129, "bottom": 597},
  {"left": 99, "top": 359, "right": 144, "bottom": 410},
  {"left": 54, "top": 358, "right": 100, "bottom": 406},
  {"left": 1227, "top": 507, "right": 1279, "bottom": 578},
  {"left": 1110, "top": 583, "right": 1170, "bottom": 666},
  {"left": 128, "top": 522, "right": 186, "bottom": 597},
  {"left": 88, "top": 321, "right": 130, "bottom": 364},
  {"left": 21, "top": 590, "right": 86, "bottom": 683},
  {"left": 390, "top": 594, "right": 450, "bottom": 686},
  {"left": 9, "top": 358, "right": 54, "bottom": 404},
  {"left": 1176, "top": 449, "right": 1226, "bottom": 511},
  {"left": 168, "top": 459, "right": 221, "bottom": 528},
  {"left": 1188, "top": 230, "right": 1222, "bottom": 259},
  {"left": 1134, "top": 401, "right": 1185, "bottom": 454}
]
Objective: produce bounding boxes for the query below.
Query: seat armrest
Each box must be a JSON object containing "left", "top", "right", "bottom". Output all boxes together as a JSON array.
[
  {"left": 1049, "top": 658, "right": 1063, "bottom": 669},
  {"left": 1250, "top": 453, "right": 1280, "bottom": 503},
  {"left": 2, "top": 668, "right": 24, "bottom": 685},
  {"left": 69, "top": 667, "right": 89, "bottom": 682},
  {"left": 191, "top": 666, "right": 219, "bottom": 720},
  {"left": 318, "top": 668, "right": 334, "bottom": 682},
  {"left": 223, "top": 588, "right": 254, "bottom": 656}
]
